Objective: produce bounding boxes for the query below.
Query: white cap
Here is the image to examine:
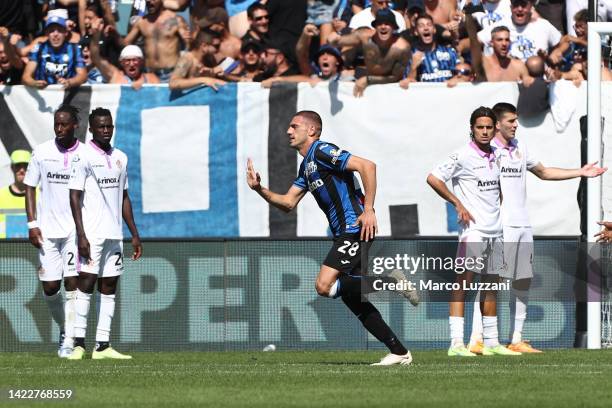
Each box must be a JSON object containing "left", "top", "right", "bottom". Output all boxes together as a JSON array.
[
  {"left": 47, "top": 8, "right": 69, "bottom": 20},
  {"left": 119, "top": 45, "right": 144, "bottom": 60}
]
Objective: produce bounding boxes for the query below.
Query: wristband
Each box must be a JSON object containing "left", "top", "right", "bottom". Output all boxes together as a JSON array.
[{"left": 27, "top": 220, "right": 39, "bottom": 229}]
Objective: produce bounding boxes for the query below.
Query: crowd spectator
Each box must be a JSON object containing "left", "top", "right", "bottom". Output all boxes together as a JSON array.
[
  {"left": 81, "top": 4, "right": 121, "bottom": 65},
  {"left": 225, "top": 40, "right": 264, "bottom": 81},
  {"left": 349, "top": 0, "right": 406, "bottom": 31},
  {"left": 124, "top": 0, "right": 190, "bottom": 82},
  {"left": 198, "top": 7, "right": 241, "bottom": 60},
  {"left": 296, "top": 24, "right": 351, "bottom": 83},
  {"left": 0, "top": 27, "right": 24, "bottom": 85},
  {"left": 253, "top": 39, "right": 302, "bottom": 83},
  {"left": 330, "top": 9, "right": 410, "bottom": 95},
  {"left": 168, "top": 30, "right": 227, "bottom": 90},
  {"left": 478, "top": 0, "right": 561, "bottom": 62},
  {"left": 446, "top": 61, "right": 475, "bottom": 87},
  {"left": 90, "top": 19, "right": 159, "bottom": 87},
  {"left": 22, "top": 15, "right": 87, "bottom": 89},
  {"left": 78, "top": 37, "right": 105, "bottom": 83},
  {"left": 549, "top": 9, "right": 587, "bottom": 72},
  {"left": 242, "top": 3, "right": 270, "bottom": 47},
  {"left": 406, "top": 13, "right": 458, "bottom": 83},
  {"left": 566, "top": 0, "right": 612, "bottom": 36},
  {"left": 466, "top": 15, "right": 530, "bottom": 83}
]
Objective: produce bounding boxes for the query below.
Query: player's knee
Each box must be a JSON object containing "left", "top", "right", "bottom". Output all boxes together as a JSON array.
[
  {"left": 42, "top": 280, "right": 61, "bottom": 296},
  {"left": 64, "top": 276, "right": 78, "bottom": 292},
  {"left": 78, "top": 273, "right": 97, "bottom": 294}
]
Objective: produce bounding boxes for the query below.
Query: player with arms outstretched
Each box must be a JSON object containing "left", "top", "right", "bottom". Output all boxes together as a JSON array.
[
  {"left": 24, "top": 104, "right": 83, "bottom": 358},
  {"left": 67, "top": 108, "right": 142, "bottom": 360},
  {"left": 247, "top": 110, "right": 417, "bottom": 366}
]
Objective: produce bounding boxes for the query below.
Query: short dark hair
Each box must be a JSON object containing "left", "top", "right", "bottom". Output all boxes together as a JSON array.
[
  {"left": 88, "top": 107, "right": 112, "bottom": 126},
  {"left": 492, "top": 102, "right": 517, "bottom": 119},
  {"left": 193, "top": 30, "right": 218, "bottom": 49},
  {"left": 469, "top": 106, "right": 497, "bottom": 127},
  {"left": 415, "top": 12, "right": 433, "bottom": 25},
  {"left": 294, "top": 110, "right": 322, "bottom": 136},
  {"left": 491, "top": 25, "right": 510, "bottom": 37},
  {"left": 574, "top": 9, "right": 588, "bottom": 23},
  {"left": 55, "top": 104, "right": 80, "bottom": 123},
  {"left": 247, "top": 2, "right": 267, "bottom": 19}
]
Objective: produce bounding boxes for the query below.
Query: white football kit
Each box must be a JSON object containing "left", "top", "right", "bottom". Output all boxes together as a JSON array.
[
  {"left": 431, "top": 142, "right": 505, "bottom": 276},
  {"left": 69, "top": 141, "right": 128, "bottom": 277},
  {"left": 24, "top": 139, "right": 82, "bottom": 281},
  {"left": 492, "top": 137, "right": 540, "bottom": 280}
]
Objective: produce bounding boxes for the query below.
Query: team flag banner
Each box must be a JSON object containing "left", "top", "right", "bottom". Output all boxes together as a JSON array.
[{"left": 0, "top": 83, "right": 586, "bottom": 238}]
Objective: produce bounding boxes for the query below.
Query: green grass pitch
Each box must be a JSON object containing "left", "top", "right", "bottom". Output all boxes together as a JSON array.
[{"left": 2, "top": 350, "right": 612, "bottom": 407}]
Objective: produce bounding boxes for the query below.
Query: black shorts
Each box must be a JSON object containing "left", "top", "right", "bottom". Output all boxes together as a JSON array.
[{"left": 323, "top": 233, "right": 372, "bottom": 276}]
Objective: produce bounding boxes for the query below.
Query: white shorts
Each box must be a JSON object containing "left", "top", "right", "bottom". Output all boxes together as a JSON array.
[
  {"left": 503, "top": 225, "right": 534, "bottom": 280},
  {"left": 78, "top": 238, "right": 124, "bottom": 278},
  {"left": 456, "top": 231, "right": 507, "bottom": 277},
  {"left": 38, "top": 233, "right": 79, "bottom": 282}
]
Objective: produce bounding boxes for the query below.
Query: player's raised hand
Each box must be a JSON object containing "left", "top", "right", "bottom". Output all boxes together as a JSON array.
[
  {"left": 581, "top": 161, "right": 608, "bottom": 178},
  {"left": 28, "top": 227, "right": 43, "bottom": 249},
  {"left": 246, "top": 158, "right": 262, "bottom": 191},
  {"left": 456, "top": 202, "right": 475, "bottom": 227},
  {"left": 595, "top": 221, "right": 612, "bottom": 242},
  {"left": 356, "top": 208, "right": 378, "bottom": 242},
  {"left": 131, "top": 236, "right": 142, "bottom": 260},
  {"left": 77, "top": 234, "right": 91, "bottom": 262}
]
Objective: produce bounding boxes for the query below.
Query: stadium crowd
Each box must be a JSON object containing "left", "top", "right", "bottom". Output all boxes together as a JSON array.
[{"left": 0, "top": 0, "right": 611, "bottom": 95}]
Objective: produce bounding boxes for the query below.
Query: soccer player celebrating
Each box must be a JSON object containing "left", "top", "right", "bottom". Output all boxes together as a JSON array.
[
  {"left": 67, "top": 108, "right": 142, "bottom": 360},
  {"left": 24, "top": 104, "right": 83, "bottom": 358},
  {"left": 468, "top": 102, "right": 607, "bottom": 354},
  {"left": 427, "top": 106, "right": 520, "bottom": 357},
  {"left": 247, "top": 111, "right": 417, "bottom": 366}
]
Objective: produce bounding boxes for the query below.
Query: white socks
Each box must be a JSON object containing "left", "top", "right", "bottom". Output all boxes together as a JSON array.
[
  {"left": 74, "top": 289, "right": 92, "bottom": 339},
  {"left": 470, "top": 291, "right": 483, "bottom": 343},
  {"left": 449, "top": 316, "right": 464, "bottom": 347},
  {"left": 96, "top": 294, "right": 116, "bottom": 342},
  {"left": 483, "top": 316, "right": 500, "bottom": 347},
  {"left": 44, "top": 291, "right": 65, "bottom": 329},
  {"left": 63, "top": 290, "right": 77, "bottom": 348},
  {"left": 511, "top": 289, "right": 529, "bottom": 344}
]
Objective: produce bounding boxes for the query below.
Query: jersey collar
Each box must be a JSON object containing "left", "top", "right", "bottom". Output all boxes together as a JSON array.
[
  {"left": 55, "top": 138, "right": 79, "bottom": 168},
  {"left": 469, "top": 141, "right": 496, "bottom": 169},
  {"left": 89, "top": 140, "right": 113, "bottom": 169}
]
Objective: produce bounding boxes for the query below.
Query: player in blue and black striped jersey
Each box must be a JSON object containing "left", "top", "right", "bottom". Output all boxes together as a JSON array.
[{"left": 247, "top": 110, "right": 418, "bottom": 366}]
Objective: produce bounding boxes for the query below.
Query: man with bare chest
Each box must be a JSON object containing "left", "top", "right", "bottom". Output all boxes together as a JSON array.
[
  {"left": 329, "top": 9, "right": 410, "bottom": 97},
  {"left": 124, "top": 0, "right": 190, "bottom": 82},
  {"left": 466, "top": 14, "right": 531, "bottom": 83}
]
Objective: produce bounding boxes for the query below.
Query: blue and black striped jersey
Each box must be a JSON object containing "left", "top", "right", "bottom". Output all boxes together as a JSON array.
[
  {"left": 417, "top": 45, "right": 459, "bottom": 82},
  {"left": 293, "top": 140, "right": 365, "bottom": 237},
  {"left": 29, "top": 41, "right": 85, "bottom": 84}
]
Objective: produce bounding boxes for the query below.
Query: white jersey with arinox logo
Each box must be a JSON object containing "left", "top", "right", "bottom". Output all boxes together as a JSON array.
[
  {"left": 492, "top": 137, "right": 539, "bottom": 227},
  {"left": 24, "top": 139, "right": 82, "bottom": 238},
  {"left": 68, "top": 141, "right": 128, "bottom": 240},
  {"left": 431, "top": 142, "right": 502, "bottom": 237}
]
